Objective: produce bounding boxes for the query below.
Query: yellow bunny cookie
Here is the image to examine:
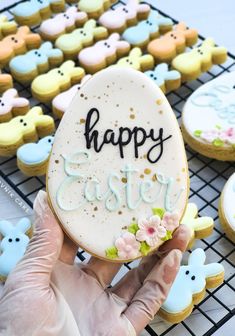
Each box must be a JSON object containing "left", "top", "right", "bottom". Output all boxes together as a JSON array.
[
  {"left": 0, "top": 106, "right": 55, "bottom": 156},
  {"left": 55, "top": 19, "right": 108, "bottom": 59},
  {"left": 172, "top": 38, "right": 227, "bottom": 81},
  {"left": 115, "top": 47, "right": 154, "bottom": 71},
  {"left": 0, "top": 15, "right": 17, "bottom": 40},
  {"left": 31, "top": 60, "right": 85, "bottom": 102}
]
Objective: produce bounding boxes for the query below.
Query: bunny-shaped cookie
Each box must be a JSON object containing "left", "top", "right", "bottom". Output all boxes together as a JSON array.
[
  {"left": 31, "top": 60, "right": 85, "bottom": 102},
  {"left": 145, "top": 63, "right": 181, "bottom": 93},
  {"left": 55, "top": 19, "right": 108, "bottom": 60},
  {"left": 123, "top": 10, "right": 173, "bottom": 48},
  {"left": 0, "top": 71, "right": 13, "bottom": 94},
  {"left": 10, "top": 42, "right": 63, "bottom": 83},
  {"left": 52, "top": 74, "right": 91, "bottom": 119},
  {"left": 181, "top": 203, "right": 214, "bottom": 248},
  {"left": 17, "top": 135, "right": 54, "bottom": 176},
  {"left": 0, "top": 218, "right": 32, "bottom": 281},
  {"left": 40, "top": 7, "right": 88, "bottom": 41},
  {"left": 0, "top": 106, "right": 55, "bottom": 156},
  {"left": 147, "top": 22, "right": 198, "bottom": 63},
  {"left": 115, "top": 47, "right": 154, "bottom": 72},
  {"left": 78, "top": 0, "right": 116, "bottom": 19},
  {"left": 11, "top": 0, "right": 65, "bottom": 26},
  {"left": 79, "top": 33, "right": 130, "bottom": 74},
  {"left": 172, "top": 38, "right": 227, "bottom": 81},
  {"left": 0, "top": 88, "right": 30, "bottom": 123},
  {"left": 99, "top": 0, "right": 150, "bottom": 33},
  {"left": 0, "top": 15, "right": 17, "bottom": 40},
  {"left": 159, "top": 248, "right": 224, "bottom": 323},
  {"left": 0, "top": 26, "right": 41, "bottom": 67}
]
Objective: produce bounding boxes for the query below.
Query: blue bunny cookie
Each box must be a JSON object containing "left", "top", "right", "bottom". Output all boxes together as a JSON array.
[
  {"left": 145, "top": 63, "right": 181, "bottom": 93},
  {"left": 9, "top": 42, "right": 63, "bottom": 83},
  {"left": 0, "top": 218, "right": 32, "bottom": 282},
  {"left": 158, "top": 248, "right": 224, "bottom": 323},
  {"left": 123, "top": 10, "right": 173, "bottom": 48},
  {"left": 17, "top": 135, "right": 54, "bottom": 176}
]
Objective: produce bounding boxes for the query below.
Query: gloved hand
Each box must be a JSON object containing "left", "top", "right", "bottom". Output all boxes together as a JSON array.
[{"left": 0, "top": 190, "right": 190, "bottom": 336}]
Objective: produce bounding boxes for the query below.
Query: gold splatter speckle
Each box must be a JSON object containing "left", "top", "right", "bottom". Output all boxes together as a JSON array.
[
  {"left": 177, "top": 178, "right": 181, "bottom": 182},
  {"left": 116, "top": 104, "right": 119, "bottom": 107},
  {"left": 80, "top": 93, "right": 84, "bottom": 97},
  {"left": 80, "top": 118, "right": 85, "bottom": 124},
  {"left": 130, "top": 107, "right": 134, "bottom": 111},
  {"left": 182, "top": 168, "right": 186, "bottom": 172},
  {"left": 159, "top": 110, "right": 163, "bottom": 114},
  {"left": 144, "top": 168, "right": 151, "bottom": 175},
  {"left": 143, "top": 154, "right": 147, "bottom": 159},
  {"left": 140, "top": 174, "right": 144, "bottom": 179},
  {"left": 132, "top": 217, "right": 136, "bottom": 221},
  {"left": 156, "top": 99, "right": 162, "bottom": 105},
  {"left": 152, "top": 174, "right": 157, "bottom": 182},
  {"left": 94, "top": 207, "right": 98, "bottom": 211},
  {"left": 118, "top": 211, "right": 122, "bottom": 215},
  {"left": 122, "top": 177, "right": 127, "bottom": 183},
  {"left": 55, "top": 160, "right": 59, "bottom": 164},
  {"left": 130, "top": 114, "right": 135, "bottom": 119},
  {"left": 122, "top": 226, "right": 128, "bottom": 230}
]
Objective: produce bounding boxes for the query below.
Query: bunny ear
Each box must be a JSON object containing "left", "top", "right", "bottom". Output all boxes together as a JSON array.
[
  {"left": 60, "top": 60, "right": 75, "bottom": 72},
  {"left": 188, "top": 248, "right": 206, "bottom": 266},
  {"left": 148, "top": 10, "right": 159, "bottom": 21},
  {"left": 27, "top": 106, "right": 43, "bottom": 119},
  {"left": 203, "top": 263, "right": 224, "bottom": 278},
  {"left": 181, "top": 203, "right": 198, "bottom": 222},
  {"left": 39, "top": 41, "right": 53, "bottom": 52},
  {"left": 202, "top": 38, "right": 215, "bottom": 48},
  {"left": 130, "top": 47, "right": 142, "bottom": 58},
  {"left": 84, "top": 19, "right": 96, "bottom": 31},
  {"left": 128, "top": 0, "right": 138, "bottom": 6},
  {"left": 175, "top": 22, "right": 187, "bottom": 31},
  {"left": 108, "top": 33, "right": 120, "bottom": 42},
  {"left": 2, "top": 88, "right": 18, "bottom": 100},
  {"left": 155, "top": 63, "right": 168, "bottom": 74},
  {"left": 16, "top": 26, "right": 30, "bottom": 37},
  {"left": 17, "top": 218, "right": 31, "bottom": 233},
  {"left": 67, "top": 6, "right": 77, "bottom": 15},
  {"left": 0, "top": 220, "right": 13, "bottom": 236},
  {"left": 137, "top": 4, "right": 150, "bottom": 13}
]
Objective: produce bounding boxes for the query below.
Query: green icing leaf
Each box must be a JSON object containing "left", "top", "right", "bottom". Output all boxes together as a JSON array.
[
  {"left": 128, "top": 223, "right": 139, "bottom": 235},
  {"left": 194, "top": 130, "right": 202, "bottom": 137},
  {"left": 105, "top": 246, "right": 118, "bottom": 259},
  {"left": 152, "top": 208, "right": 165, "bottom": 219},
  {"left": 212, "top": 138, "right": 224, "bottom": 147},
  {"left": 140, "top": 241, "right": 151, "bottom": 256},
  {"left": 161, "top": 230, "right": 173, "bottom": 242},
  {"left": 215, "top": 124, "right": 222, "bottom": 130}
]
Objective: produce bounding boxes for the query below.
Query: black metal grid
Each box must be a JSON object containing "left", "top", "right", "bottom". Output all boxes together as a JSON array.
[{"left": 0, "top": 1, "right": 234, "bottom": 335}]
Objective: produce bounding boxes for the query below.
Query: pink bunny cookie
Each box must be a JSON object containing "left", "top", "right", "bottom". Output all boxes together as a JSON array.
[
  {"left": 52, "top": 75, "right": 91, "bottom": 119},
  {"left": 40, "top": 7, "right": 88, "bottom": 41},
  {"left": 0, "top": 88, "right": 30, "bottom": 123},
  {"left": 99, "top": 0, "right": 150, "bottom": 33},
  {"left": 78, "top": 33, "right": 130, "bottom": 74}
]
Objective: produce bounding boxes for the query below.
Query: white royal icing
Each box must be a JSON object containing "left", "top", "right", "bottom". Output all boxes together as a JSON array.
[{"left": 222, "top": 172, "right": 235, "bottom": 231}]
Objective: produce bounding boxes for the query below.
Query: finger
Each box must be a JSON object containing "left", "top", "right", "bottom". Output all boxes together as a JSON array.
[
  {"left": 111, "top": 225, "right": 189, "bottom": 301},
  {"left": 59, "top": 234, "right": 78, "bottom": 265},
  {"left": 124, "top": 249, "right": 182, "bottom": 335}
]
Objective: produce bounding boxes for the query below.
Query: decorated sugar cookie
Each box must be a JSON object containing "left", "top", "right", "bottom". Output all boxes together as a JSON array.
[
  {"left": 115, "top": 47, "right": 154, "bottom": 72},
  {"left": 99, "top": 0, "right": 150, "bottom": 33},
  {"left": 122, "top": 10, "right": 173, "bottom": 48},
  {"left": 40, "top": 7, "right": 88, "bottom": 41},
  {"left": 158, "top": 248, "right": 224, "bottom": 323},
  {"left": 172, "top": 38, "right": 227, "bottom": 82},
  {"left": 78, "top": 33, "right": 130, "bottom": 74},
  {"left": 145, "top": 63, "right": 181, "bottom": 94},
  {"left": 0, "top": 88, "right": 30, "bottom": 123},
  {"left": 0, "top": 15, "right": 17, "bottom": 40},
  {"left": 0, "top": 71, "right": 13, "bottom": 94},
  {"left": 219, "top": 173, "right": 235, "bottom": 243},
  {"left": 47, "top": 67, "right": 189, "bottom": 262},
  {"left": 52, "top": 75, "right": 91, "bottom": 119},
  {"left": 182, "top": 71, "right": 235, "bottom": 161},
  {"left": 181, "top": 203, "right": 214, "bottom": 248},
  {"left": 0, "top": 218, "right": 32, "bottom": 282},
  {"left": 78, "top": 0, "right": 116, "bottom": 19}
]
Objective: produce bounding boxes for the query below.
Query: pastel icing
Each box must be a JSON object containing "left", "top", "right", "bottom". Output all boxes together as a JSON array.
[
  {"left": 0, "top": 15, "right": 17, "bottom": 39},
  {"left": 11, "top": 0, "right": 62, "bottom": 17},
  {"left": 52, "top": 75, "right": 92, "bottom": 116},
  {"left": 145, "top": 63, "right": 181, "bottom": 88},
  {"left": 78, "top": 33, "right": 130, "bottom": 68},
  {"left": 0, "top": 218, "right": 31, "bottom": 278},
  {"left": 99, "top": 0, "right": 150, "bottom": 30},
  {"left": 47, "top": 67, "right": 189, "bottom": 261},
  {"left": 122, "top": 10, "right": 173, "bottom": 45},
  {"left": 55, "top": 19, "right": 107, "bottom": 55},
  {"left": 161, "top": 248, "right": 224, "bottom": 314},
  {"left": 17, "top": 135, "right": 54, "bottom": 165},
  {"left": 40, "top": 7, "right": 88, "bottom": 38},
  {"left": 0, "top": 71, "right": 13, "bottom": 92},
  {"left": 183, "top": 71, "right": 235, "bottom": 150},
  {"left": 0, "top": 88, "right": 29, "bottom": 117},
  {"left": 78, "top": 0, "right": 114, "bottom": 14},
  {"left": 222, "top": 173, "right": 235, "bottom": 231},
  {"left": 115, "top": 47, "right": 154, "bottom": 71}
]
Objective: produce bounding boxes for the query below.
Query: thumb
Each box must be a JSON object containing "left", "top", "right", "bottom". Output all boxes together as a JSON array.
[{"left": 9, "top": 190, "right": 64, "bottom": 287}]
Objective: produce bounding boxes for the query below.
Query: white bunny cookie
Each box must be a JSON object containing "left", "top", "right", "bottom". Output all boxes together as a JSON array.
[
  {"left": 159, "top": 248, "right": 224, "bottom": 323},
  {"left": 0, "top": 88, "right": 30, "bottom": 123},
  {"left": 0, "top": 218, "right": 32, "bottom": 282},
  {"left": 181, "top": 203, "right": 214, "bottom": 248},
  {"left": 115, "top": 47, "right": 154, "bottom": 72},
  {"left": 78, "top": 33, "right": 130, "bottom": 74}
]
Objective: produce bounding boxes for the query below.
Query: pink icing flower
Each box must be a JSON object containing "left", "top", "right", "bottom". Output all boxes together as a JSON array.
[
  {"left": 161, "top": 212, "right": 179, "bottom": 231},
  {"left": 223, "top": 128, "right": 235, "bottom": 144},
  {"left": 136, "top": 216, "right": 167, "bottom": 247},
  {"left": 115, "top": 232, "right": 140, "bottom": 259}
]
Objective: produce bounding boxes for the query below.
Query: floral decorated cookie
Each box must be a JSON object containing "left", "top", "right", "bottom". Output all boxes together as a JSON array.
[
  {"left": 0, "top": 218, "right": 32, "bottom": 282},
  {"left": 219, "top": 173, "right": 235, "bottom": 243},
  {"left": 182, "top": 71, "right": 235, "bottom": 161},
  {"left": 158, "top": 248, "right": 224, "bottom": 323},
  {"left": 114, "top": 47, "right": 154, "bottom": 72},
  {"left": 78, "top": 0, "right": 116, "bottom": 19},
  {"left": 172, "top": 38, "right": 227, "bottom": 82},
  {"left": 47, "top": 67, "right": 189, "bottom": 262},
  {"left": 99, "top": 0, "right": 150, "bottom": 33},
  {"left": 39, "top": 7, "right": 88, "bottom": 41},
  {"left": 0, "top": 88, "right": 30, "bottom": 123},
  {"left": 0, "top": 15, "right": 17, "bottom": 40}
]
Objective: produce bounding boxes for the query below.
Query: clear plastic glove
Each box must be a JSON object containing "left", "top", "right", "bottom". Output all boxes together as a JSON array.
[{"left": 0, "top": 190, "right": 190, "bottom": 336}]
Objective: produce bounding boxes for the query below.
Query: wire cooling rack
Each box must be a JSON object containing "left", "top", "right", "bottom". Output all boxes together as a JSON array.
[{"left": 0, "top": 1, "right": 234, "bottom": 335}]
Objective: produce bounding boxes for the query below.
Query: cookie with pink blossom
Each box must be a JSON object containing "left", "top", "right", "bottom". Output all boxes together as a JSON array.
[{"left": 182, "top": 71, "right": 235, "bottom": 161}]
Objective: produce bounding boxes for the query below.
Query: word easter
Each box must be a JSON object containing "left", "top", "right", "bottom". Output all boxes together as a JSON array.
[{"left": 84, "top": 108, "right": 172, "bottom": 163}]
